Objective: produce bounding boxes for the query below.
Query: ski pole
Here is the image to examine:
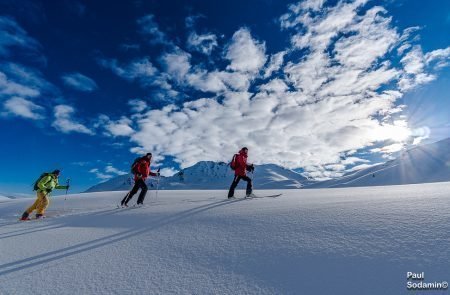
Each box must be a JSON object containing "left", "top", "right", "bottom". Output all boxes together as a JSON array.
[
  {"left": 251, "top": 166, "right": 255, "bottom": 194},
  {"left": 64, "top": 178, "right": 70, "bottom": 213},
  {"left": 119, "top": 176, "right": 133, "bottom": 207},
  {"left": 155, "top": 168, "right": 161, "bottom": 201}
]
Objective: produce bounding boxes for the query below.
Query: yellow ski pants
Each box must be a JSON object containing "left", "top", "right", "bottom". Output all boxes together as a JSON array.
[{"left": 26, "top": 191, "right": 49, "bottom": 215}]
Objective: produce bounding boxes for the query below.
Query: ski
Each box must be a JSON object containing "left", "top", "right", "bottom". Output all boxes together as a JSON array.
[
  {"left": 246, "top": 193, "right": 283, "bottom": 199},
  {"left": 129, "top": 204, "right": 148, "bottom": 209}
]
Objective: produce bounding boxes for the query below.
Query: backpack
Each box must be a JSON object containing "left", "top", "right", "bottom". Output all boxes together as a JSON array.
[
  {"left": 230, "top": 154, "right": 237, "bottom": 171},
  {"left": 33, "top": 173, "right": 50, "bottom": 191},
  {"left": 131, "top": 157, "right": 142, "bottom": 174}
]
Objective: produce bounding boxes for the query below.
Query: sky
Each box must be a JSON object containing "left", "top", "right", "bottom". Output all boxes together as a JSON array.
[{"left": 0, "top": 0, "right": 449, "bottom": 195}]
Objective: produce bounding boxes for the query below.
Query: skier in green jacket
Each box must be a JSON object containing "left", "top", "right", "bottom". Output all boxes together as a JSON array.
[{"left": 20, "top": 170, "right": 69, "bottom": 220}]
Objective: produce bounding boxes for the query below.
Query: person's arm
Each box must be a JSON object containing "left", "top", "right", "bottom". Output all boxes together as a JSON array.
[{"left": 55, "top": 184, "right": 69, "bottom": 190}]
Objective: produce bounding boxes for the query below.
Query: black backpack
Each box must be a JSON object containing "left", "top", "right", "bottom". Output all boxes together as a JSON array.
[
  {"left": 33, "top": 173, "right": 50, "bottom": 191},
  {"left": 230, "top": 154, "right": 237, "bottom": 170},
  {"left": 131, "top": 157, "right": 142, "bottom": 174}
]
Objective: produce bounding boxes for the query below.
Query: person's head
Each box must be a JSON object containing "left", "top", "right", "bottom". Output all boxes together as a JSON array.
[
  {"left": 241, "top": 147, "right": 248, "bottom": 155},
  {"left": 145, "top": 153, "right": 152, "bottom": 160},
  {"left": 52, "top": 169, "right": 61, "bottom": 177}
]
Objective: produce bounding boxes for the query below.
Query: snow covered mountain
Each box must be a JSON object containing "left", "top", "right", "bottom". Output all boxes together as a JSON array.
[
  {"left": 308, "top": 137, "right": 450, "bottom": 188},
  {"left": 85, "top": 161, "right": 309, "bottom": 192},
  {"left": 86, "top": 138, "right": 449, "bottom": 192}
]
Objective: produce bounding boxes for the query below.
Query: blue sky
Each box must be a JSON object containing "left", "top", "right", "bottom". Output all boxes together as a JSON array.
[{"left": 0, "top": 0, "right": 449, "bottom": 195}]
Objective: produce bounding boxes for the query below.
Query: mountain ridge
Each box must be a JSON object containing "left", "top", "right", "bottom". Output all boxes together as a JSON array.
[
  {"left": 85, "top": 138, "right": 450, "bottom": 192},
  {"left": 85, "top": 161, "right": 310, "bottom": 192}
]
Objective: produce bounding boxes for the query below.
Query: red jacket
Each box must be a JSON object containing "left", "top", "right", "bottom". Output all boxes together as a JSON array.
[
  {"left": 233, "top": 149, "right": 249, "bottom": 176},
  {"left": 134, "top": 157, "right": 157, "bottom": 181}
]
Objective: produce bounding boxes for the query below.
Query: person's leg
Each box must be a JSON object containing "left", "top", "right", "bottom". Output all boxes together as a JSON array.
[
  {"left": 36, "top": 192, "right": 49, "bottom": 218},
  {"left": 136, "top": 179, "right": 148, "bottom": 204},
  {"left": 21, "top": 192, "right": 41, "bottom": 219},
  {"left": 242, "top": 175, "right": 253, "bottom": 196},
  {"left": 121, "top": 192, "right": 130, "bottom": 206},
  {"left": 124, "top": 182, "right": 140, "bottom": 206},
  {"left": 227, "top": 176, "right": 241, "bottom": 198}
]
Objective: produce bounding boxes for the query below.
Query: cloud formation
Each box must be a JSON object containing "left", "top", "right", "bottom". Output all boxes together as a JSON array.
[
  {"left": 0, "top": 16, "right": 40, "bottom": 57},
  {"left": 90, "top": 164, "right": 128, "bottom": 181},
  {"left": 61, "top": 72, "right": 98, "bottom": 92},
  {"left": 53, "top": 105, "right": 93, "bottom": 135},
  {"left": 97, "top": 1, "right": 450, "bottom": 179},
  {"left": 225, "top": 28, "right": 266, "bottom": 73},
  {"left": 97, "top": 114, "right": 135, "bottom": 137},
  {"left": 2, "top": 96, "right": 44, "bottom": 119}
]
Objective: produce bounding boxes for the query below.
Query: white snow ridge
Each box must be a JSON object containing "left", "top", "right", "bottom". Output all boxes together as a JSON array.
[{"left": 1, "top": 183, "right": 450, "bottom": 294}]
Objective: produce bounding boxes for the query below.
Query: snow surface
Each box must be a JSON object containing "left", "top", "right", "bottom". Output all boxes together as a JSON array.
[
  {"left": 0, "top": 195, "right": 11, "bottom": 202},
  {"left": 86, "top": 161, "right": 309, "bottom": 192},
  {"left": 1, "top": 183, "right": 450, "bottom": 294}
]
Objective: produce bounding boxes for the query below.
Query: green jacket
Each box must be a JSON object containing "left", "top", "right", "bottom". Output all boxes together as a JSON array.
[{"left": 37, "top": 174, "right": 68, "bottom": 194}]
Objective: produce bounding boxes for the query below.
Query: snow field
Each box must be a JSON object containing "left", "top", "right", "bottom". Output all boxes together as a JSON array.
[{"left": 0, "top": 183, "right": 449, "bottom": 294}]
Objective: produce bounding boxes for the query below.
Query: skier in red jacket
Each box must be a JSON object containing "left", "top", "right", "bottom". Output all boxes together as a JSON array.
[
  {"left": 121, "top": 153, "right": 160, "bottom": 206},
  {"left": 228, "top": 147, "right": 254, "bottom": 199}
]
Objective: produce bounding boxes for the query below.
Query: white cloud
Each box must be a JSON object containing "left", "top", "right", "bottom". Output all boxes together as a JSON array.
[
  {"left": 105, "top": 165, "right": 128, "bottom": 175},
  {"left": 97, "top": 57, "right": 158, "bottom": 85},
  {"left": 53, "top": 105, "right": 93, "bottom": 135},
  {"left": 98, "top": 56, "right": 179, "bottom": 100},
  {"left": 187, "top": 32, "right": 218, "bottom": 54},
  {"left": 185, "top": 69, "right": 227, "bottom": 93},
  {"left": 371, "top": 143, "right": 405, "bottom": 154},
  {"left": 97, "top": 115, "right": 135, "bottom": 137},
  {"left": 340, "top": 157, "right": 370, "bottom": 165},
  {"left": 62, "top": 72, "right": 98, "bottom": 92},
  {"left": 0, "top": 71, "right": 40, "bottom": 98},
  {"left": 0, "top": 16, "right": 40, "bottom": 57},
  {"left": 225, "top": 28, "right": 267, "bottom": 73},
  {"left": 0, "top": 63, "right": 57, "bottom": 99},
  {"left": 137, "top": 14, "right": 172, "bottom": 47},
  {"left": 3, "top": 96, "right": 44, "bottom": 119},
  {"left": 128, "top": 99, "right": 147, "bottom": 113},
  {"left": 425, "top": 47, "right": 450, "bottom": 68},
  {"left": 160, "top": 50, "right": 191, "bottom": 83},
  {"left": 89, "top": 168, "right": 114, "bottom": 181},
  {"left": 263, "top": 51, "right": 286, "bottom": 78},
  {"left": 159, "top": 167, "right": 177, "bottom": 177},
  {"left": 347, "top": 163, "right": 380, "bottom": 172}
]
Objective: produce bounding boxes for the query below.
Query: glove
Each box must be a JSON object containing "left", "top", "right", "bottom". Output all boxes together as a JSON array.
[
  {"left": 249, "top": 165, "right": 255, "bottom": 172},
  {"left": 45, "top": 189, "right": 52, "bottom": 194},
  {"left": 156, "top": 172, "right": 161, "bottom": 177},
  {"left": 136, "top": 173, "right": 142, "bottom": 178}
]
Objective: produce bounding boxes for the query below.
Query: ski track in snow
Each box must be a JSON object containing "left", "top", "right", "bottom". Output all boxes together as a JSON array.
[{"left": 0, "top": 184, "right": 449, "bottom": 294}]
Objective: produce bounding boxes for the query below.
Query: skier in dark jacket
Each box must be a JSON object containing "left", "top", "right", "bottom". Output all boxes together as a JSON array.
[
  {"left": 228, "top": 147, "right": 254, "bottom": 199},
  {"left": 121, "top": 153, "right": 160, "bottom": 206}
]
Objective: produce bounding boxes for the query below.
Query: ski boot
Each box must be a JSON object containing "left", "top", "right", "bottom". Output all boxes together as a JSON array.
[
  {"left": 245, "top": 193, "right": 256, "bottom": 198},
  {"left": 20, "top": 212, "right": 31, "bottom": 221}
]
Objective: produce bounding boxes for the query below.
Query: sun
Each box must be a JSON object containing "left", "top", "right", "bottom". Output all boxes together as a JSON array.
[
  {"left": 371, "top": 120, "right": 412, "bottom": 143},
  {"left": 384, "top": 121, "right": 412, "bottom": 142}
]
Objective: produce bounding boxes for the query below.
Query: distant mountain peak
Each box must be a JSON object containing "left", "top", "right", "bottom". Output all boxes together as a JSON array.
[{"left": 85, "top": 161, "right": 309, "bottom": 192}]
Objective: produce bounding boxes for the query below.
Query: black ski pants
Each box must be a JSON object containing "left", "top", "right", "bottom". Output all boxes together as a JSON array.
[
  {"left": 122, "top": 178, "right": 148, "bottom": 205},
  {"left": 228, "top": 175, "right": 252, "bottom": 198}
]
